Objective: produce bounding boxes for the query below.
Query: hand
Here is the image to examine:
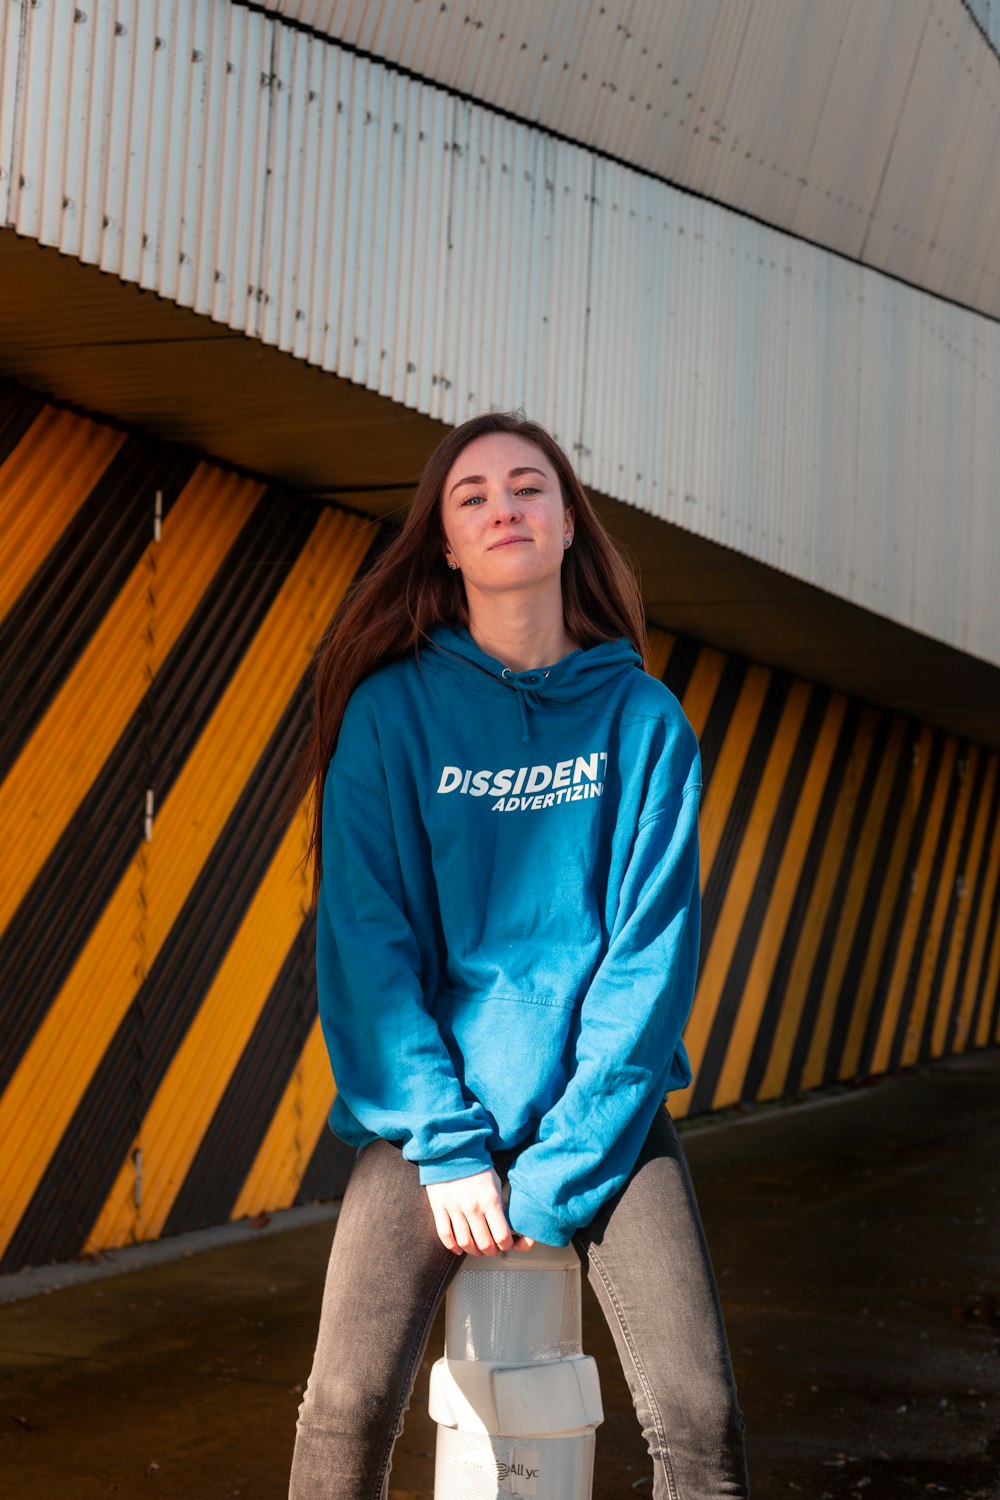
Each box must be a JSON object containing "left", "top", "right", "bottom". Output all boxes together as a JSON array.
[{"left": 425, "top": 1168, "right": 535, "bottom": 1256}]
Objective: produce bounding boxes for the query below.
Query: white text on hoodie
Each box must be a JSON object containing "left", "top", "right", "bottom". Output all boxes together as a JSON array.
[{"left": 436, "top": 753, "right": 607, "bottom": 813}]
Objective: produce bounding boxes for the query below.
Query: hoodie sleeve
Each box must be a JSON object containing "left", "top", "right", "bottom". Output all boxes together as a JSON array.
[
  {"left": 505, "top": 782, "right": 702, "bottom": 1246},
  {"left": 316, "top": 691, "right": 495, "bottom": 1185}
]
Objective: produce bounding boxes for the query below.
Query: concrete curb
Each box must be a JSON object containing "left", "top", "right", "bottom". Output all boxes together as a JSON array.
[{"left": 0, "top": 1200, "right": 341, "bottom": 1305}]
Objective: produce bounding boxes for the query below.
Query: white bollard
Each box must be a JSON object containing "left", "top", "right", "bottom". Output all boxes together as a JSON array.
[{"left": 429, "top": 1241, "right": 603, "bottom": 1499}]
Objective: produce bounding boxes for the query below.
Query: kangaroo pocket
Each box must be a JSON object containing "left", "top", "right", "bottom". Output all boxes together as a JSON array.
[{"left": 436, "top": 991, "right": 575, "bottom": 1144}]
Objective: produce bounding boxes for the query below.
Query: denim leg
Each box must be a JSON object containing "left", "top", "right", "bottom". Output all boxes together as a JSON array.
[
  {"left": 574, "top": 1106, "right": 750, "bottom": 1500},
  {"left": 288, "top": 1138, "right": 463, "bottom": 1500}
]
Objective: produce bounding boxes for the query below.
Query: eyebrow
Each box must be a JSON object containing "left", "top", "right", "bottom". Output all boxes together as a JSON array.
[{"left": 448, "top": 466, "right": 548, "bottom": 498}]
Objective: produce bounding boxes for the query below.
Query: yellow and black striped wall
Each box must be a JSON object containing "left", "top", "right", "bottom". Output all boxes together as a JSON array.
[{"left": 2, "top": 377, "right": 998, "bottom": 1273}]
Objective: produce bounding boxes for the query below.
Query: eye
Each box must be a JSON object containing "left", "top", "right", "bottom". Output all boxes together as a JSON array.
[
  {"left": 515, "top": 486, "right": 540, "bottom": 497},
  {"left": 460, "top": 493, "right": 486, "bottom": 506}
]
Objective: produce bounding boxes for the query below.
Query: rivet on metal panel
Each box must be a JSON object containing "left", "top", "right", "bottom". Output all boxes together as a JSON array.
[
  {"left": 74, "top": 9, "right": 87, "bottom": 22},
  {"left": 145, "top": 789, "right": 155, "bottom": 842},
  {"left": 153, "top": 490, "right": 162, "bottom": 544},
  {"left": 133, "top": 1148, "right": 143, "bottom": 1209},
  {"left": 114, "top": 20, "right": 126, "bottom": 35}
]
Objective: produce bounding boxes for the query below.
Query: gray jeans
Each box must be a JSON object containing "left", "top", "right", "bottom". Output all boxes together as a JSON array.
[{"left": 288, "top": 1106, "right": 749, "bottom": 1499}]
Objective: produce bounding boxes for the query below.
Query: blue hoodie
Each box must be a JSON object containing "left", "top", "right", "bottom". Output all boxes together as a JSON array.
[{"left": 316, "top": 621, "right": 703, "bottom": 1247}]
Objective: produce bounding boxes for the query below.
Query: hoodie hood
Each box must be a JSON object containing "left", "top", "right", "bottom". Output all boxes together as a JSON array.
[{"left": 423, "top": 622, "right": 643, "bottom": 742}]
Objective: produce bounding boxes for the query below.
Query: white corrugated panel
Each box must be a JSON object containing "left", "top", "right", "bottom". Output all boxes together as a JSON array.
[
  {"left": 2, "top": 0, "right": 999, "bottom": 667},
  {"left": 0, "top": 0, "right": 19, "bottom": 227},
  {"left": 264, "top": 0, "right": 1000, "bottom": 324}
]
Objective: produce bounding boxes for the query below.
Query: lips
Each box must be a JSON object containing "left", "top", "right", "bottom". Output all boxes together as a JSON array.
[{"left": 489, "top": 536, "right": 530, "bottom": 549}]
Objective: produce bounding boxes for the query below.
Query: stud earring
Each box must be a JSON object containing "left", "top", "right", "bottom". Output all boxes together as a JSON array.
[
  {"left": 563, "top": 537, "right": 571, "bottom": 548},
  {"left": 447, "top": 560, "right": 459, "bottom": 570}
]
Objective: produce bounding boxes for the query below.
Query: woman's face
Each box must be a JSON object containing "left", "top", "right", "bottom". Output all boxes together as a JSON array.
[{"left": 439, "top": 432, "right": 574, "bottom": 597}]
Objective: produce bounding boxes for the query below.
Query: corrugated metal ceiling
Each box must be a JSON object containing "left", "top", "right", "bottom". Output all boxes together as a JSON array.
[{"left": 260, "top": 0, "right": 1000, "bottom": 322}]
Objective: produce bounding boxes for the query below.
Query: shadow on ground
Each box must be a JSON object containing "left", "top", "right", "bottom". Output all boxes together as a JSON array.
[{"left": 1, "top": 1052, "right": 998, "bottom": 1498}]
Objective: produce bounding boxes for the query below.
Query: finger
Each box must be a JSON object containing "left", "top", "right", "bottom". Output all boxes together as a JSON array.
[
  {"left": 431, "top": 1204, "right": 461, "bottom": 1255},
  {"left": 483, "top": 1197, "right": 514, "bottom": 1252},
  {"left": 451, "top": 1211, "right": 481, "bottom": 1257},
  {"left": 465, "top": 1206, "right": 500, "bottom": 1255},
  {"left": 510, "top": 1235, "right": 537, "bottom": 1252}
]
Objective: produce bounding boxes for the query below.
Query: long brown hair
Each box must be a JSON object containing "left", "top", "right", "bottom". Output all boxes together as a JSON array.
[{"left": 281, "top": 410, "right": 648, "bottom": 908}]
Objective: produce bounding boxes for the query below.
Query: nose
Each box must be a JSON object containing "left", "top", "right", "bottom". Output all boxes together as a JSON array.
[{"left": 493, "top": 489, "right": 522, "bottom": 522}]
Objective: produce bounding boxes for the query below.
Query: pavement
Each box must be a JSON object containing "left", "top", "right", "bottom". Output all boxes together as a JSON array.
[{"left": 1, "top": 1050, "right": 998, "bottom": 1500}]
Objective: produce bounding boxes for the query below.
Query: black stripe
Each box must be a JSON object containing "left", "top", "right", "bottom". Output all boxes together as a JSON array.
[
  {"left": 951, "top": 766, "right": 1000, "bottom": 1052},
  {"left": 783, "top": 708, "right": 894, "bottom": 1094},
  {"left": 986, "top": 964, "right": 1000, "bottom": 1046},
  {"left": 855, "top": 732, "right": 947, "bottom": 1076},
  {"left": 2, "top": 678, "right": 315, "bottom": 1270},
  {"left": 163, "top": 911, "right": 319, "bottom": 1237},
  {"left": 690, "top": 683, "right": 827, "bottom": 1114},
  {"left": 695, "top": 651, "right": 750, "bottom": 802},
  {"left": 885, "top": 739, "right": 967, "bottom": 1073},
  {"left": 0, "top": 437, "right": 198, "bottom": 778},
  {"left": 297, "top": 1126, "right": 356, "bottom": 1205},
  {"left": 965, "top": 811, "right": 1000, "bottom": 1051},
  {"left": 699, "top": 668, "right": 790, "bottom": 964},
  {"left": 0, "top": 496, "right": 335, "bottom": 1271},
  {"left": 741, "top": 699, "right": 863, "bottom": 1101},
  {"left": 660, "top": 630, "right": 700, "bottom": 705},
  {"left": 0, "top": 485, "right": 321, "bottom": 1101},
  {"left": 824, "top": 719, "right": 914, "bottom": 1082},
  {"left": 917, "top": 748, "right": 990, "bottom": 1060},
  {"left": 0, "top": 377, "right": 48, "bottom": 468}
]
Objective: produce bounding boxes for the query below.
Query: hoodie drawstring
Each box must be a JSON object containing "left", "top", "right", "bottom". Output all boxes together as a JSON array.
[{"left": 502, "top": 667, "right": 549, "bottom": 742}]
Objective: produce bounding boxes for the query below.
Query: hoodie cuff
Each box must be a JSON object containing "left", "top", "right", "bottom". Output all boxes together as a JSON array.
[
  {"left": 505, "top": 1181, "right": 574, "bottom": 1248},
  {"left": 417, "top": 1148, "right": 494, "bottom": 1187}
]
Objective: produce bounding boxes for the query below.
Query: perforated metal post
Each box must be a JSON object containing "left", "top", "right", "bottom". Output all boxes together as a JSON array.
[{"left": 429, "top": 1242, "right": 603, "bottom": 1498}]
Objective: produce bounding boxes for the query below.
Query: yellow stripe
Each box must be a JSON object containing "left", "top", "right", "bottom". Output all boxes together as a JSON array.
[
  {"left": 0, "top": 507, "right": 371, "bottom": 1259},
  {"left": 697, "top": 663, "right": 772, "bottom": 883},
  {"left": 0, "top": 464, "right": 262, "bottom": 924},
  {"left": 713, "top": 691, "right": 848, "bottom": 1105},
  {"left": 84, "top": 798, "right": 316, "bottom": 1250},
  {"left": 838, "top": 717, "right": 930, "bottom": 1079},
  {"left": 684, "top": 681, "right": 812, "bottom": 1108},
  {"left": 928, "top": 747, "right": 985, "bottom": 1057},
  {"left": 0, "top": 408, "right": 126, "bottom": 619},
  {"left": 955, "top": 757, "right": 1000, "bottom": 1050},
  {"left": 645, "top": 627, "right": 674, "bottom": 682},
  {"left": 679, "top": 644, "right": 726, "bottom": 740},
  {"left": 672, "top": 664, "right": 780, "bottom": 1118},
  {"left": 898, "top": 737, "right": 969, "bottom": 1069},
  {"left": 869, "top": 733, "right": 957, "bottom": 1073},
  {"left": 757, "top": 707, "right": 882, "bottom": 1100},
  {"left": 800, "top": 716, "right": 909, "bottom": 1091},
  {"left": 231, "top": 1019, "right": 335, "bottom": 1222}
]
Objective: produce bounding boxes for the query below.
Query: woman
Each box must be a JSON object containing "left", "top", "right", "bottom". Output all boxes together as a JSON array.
[{"left": 286, "top": 411, "right": 749, "bottom": 1499}]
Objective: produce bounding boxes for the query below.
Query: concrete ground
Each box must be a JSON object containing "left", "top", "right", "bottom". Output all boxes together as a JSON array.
[{"left": 1, "top": 1051, "right": 998, "bottom": 1500}]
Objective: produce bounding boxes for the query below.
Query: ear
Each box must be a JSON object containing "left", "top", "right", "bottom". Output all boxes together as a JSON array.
[{"left": 563, "top": 503, "right": 575, "bottom": 543}]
